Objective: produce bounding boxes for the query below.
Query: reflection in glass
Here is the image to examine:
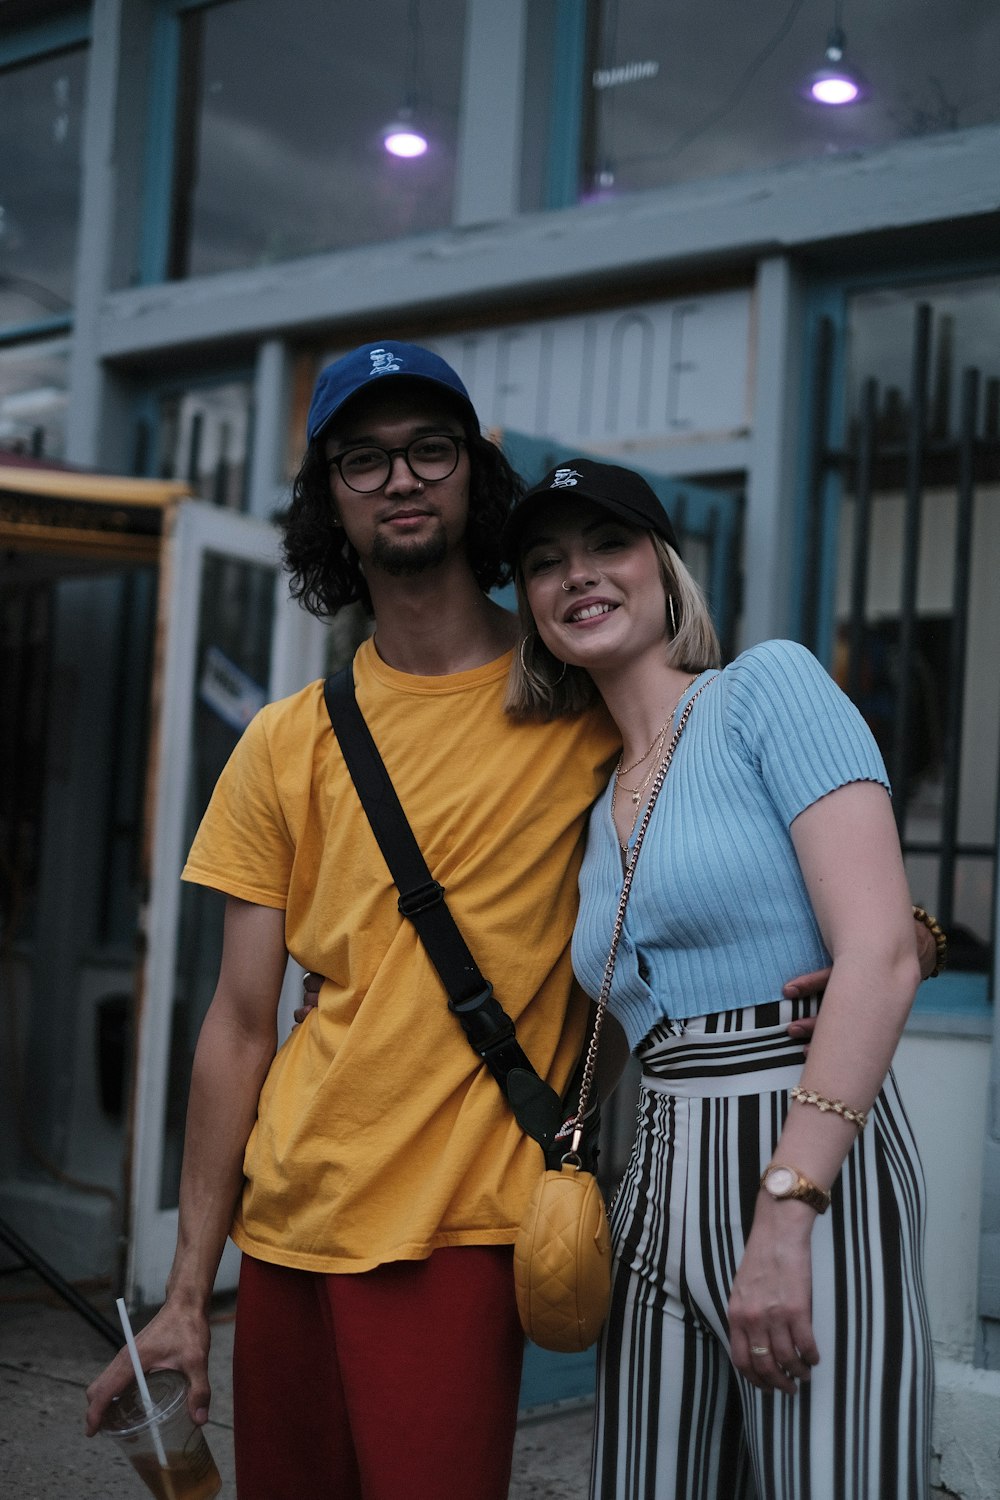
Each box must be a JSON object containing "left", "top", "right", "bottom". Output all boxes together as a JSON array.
[
  {"left": 160, "top": 551, "right": 275, "bottom": 1208},
  {"left": 170, "top": 0, "right": 466, "bottom": 278},
  {"left": 582, "top": 0, "right": 1000, "bottom": 199},
  {"left": 834, "top": 277, "right": 1000, "bottom": 970},
  {"left": 156, "top": 380, "right": 253, "bottom": 510},
  {"left": 0, "top": 336, "right": 71, "bottom": 459},
  {"left": 0, "top": 46, "right": 87, "bottom": 327}
]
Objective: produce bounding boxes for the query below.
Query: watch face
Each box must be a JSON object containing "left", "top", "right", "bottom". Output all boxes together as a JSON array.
[{"left": 765, "top": 1166, "right": 797, "bottom": 1197}]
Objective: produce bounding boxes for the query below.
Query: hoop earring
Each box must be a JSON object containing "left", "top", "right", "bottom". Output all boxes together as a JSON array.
[
  {"left": 668, "top": 593, "right": 678, "bottom": 637},
  {"left": 519, "top": 633, "right": 567, "bottom": 691}
]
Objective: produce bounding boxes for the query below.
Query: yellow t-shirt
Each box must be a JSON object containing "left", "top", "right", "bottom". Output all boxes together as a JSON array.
[{"left": 182, "top": 639, "right": 617, "bottom": 1273}]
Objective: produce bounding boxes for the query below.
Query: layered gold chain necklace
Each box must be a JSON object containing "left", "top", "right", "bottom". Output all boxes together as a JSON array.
[{"left": 612, "top": 678, "right": 696, "bottom": 836}]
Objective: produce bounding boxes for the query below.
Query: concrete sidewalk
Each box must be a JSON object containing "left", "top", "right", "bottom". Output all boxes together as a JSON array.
[
  {"left": 0, "top": 1276, "right": 592, "bottom": 1498},
  {"left": 0, "top": 1276, "right": 956, "bottom": 1498}
]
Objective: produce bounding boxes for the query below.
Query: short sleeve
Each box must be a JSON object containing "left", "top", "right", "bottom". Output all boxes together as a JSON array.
[
  {"left": 722, "top": 640, "right": 890, "bottom": 829},
  {"left": 181, "top": 708, "right": 294, "bottom": 908}
]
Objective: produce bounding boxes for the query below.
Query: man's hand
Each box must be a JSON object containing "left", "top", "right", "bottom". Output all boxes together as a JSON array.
[
  {"left": 913, "top": 915, "right": 937, "bottom": 980},
  {"left": 294, "top": 970, "right": 322, "bottom": 1024},
  {"left": 784, "top": 910, "right": 937, "bottom": 1048},
  {"left": 85, "top": 1300, "right": 212, "bottom": 1435},
  {"left": 781, "top": 967, "right": 829, "bottom": 1047}
]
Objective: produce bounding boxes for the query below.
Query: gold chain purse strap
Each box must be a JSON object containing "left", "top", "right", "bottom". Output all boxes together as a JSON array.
[{"left": 568, "top": 677, "right": 716, "bottom": 1155}]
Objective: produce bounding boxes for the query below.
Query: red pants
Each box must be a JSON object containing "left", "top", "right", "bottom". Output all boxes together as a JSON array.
[{"left": 232, "top": 1246, "right": 525, "bottom": 1500}]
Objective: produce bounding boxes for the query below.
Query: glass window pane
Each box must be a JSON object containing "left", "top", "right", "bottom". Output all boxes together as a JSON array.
[
  {"left": 171, "top": 0, "right": 466, "bottom": 278},
  {"left": 160, "top": 550, "right": 276, "bottom": 1208},
  {"left": 0, "top": 580, "right": 52, "bottom": 942},
  {"left": 0, "top": 45, "right": 87, "bottom": 326},
  {"left": 833, "top": 276, "right": 1000, "bottom": 972},
  {"left": 0, "top": 335, "right": 71, "bottom": 459},
  {"left": 154, "top": 379, "right": 254, "bottom": 510},
  {"left": 583, "top": 0, "right": 1000, "bottom": 198}
]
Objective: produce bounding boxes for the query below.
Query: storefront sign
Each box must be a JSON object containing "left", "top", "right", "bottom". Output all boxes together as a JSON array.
[{"left": 429, "top": 290, "right": 753, "bottom": 450}]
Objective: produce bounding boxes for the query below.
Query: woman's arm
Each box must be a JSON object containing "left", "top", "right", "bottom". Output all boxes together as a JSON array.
[
  {"left": 85, "top": 896, "right": 287, "bottom": 1433},
  {"left": 727, "top": 779, "right": 920, "bottom": 1393}
]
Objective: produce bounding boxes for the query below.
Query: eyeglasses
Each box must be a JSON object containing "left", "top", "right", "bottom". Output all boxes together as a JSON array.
[{"left": 328, "top": 434, "right": 465, "bottom": 493}]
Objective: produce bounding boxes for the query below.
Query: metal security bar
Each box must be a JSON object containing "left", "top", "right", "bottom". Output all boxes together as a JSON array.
[{"left": 803, "top": 301, "right": 1000, "bottom": 983}]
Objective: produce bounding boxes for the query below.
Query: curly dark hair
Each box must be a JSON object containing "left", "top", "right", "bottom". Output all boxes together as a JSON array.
[{"left": 279, "top": 421, "right": 522, "bottom": 618}]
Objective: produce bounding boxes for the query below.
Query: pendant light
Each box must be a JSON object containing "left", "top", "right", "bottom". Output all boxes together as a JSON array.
[
  {"left": 382, "top": 1, "right": 429, "bottom": 157},
  {"left": 804, "top": 1, "right": 866, "bottom": 106}
]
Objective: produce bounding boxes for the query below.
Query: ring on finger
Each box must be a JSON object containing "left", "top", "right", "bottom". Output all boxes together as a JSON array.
[{"left": 749, "top": 1345, "right": 770, "bottom": 1357}]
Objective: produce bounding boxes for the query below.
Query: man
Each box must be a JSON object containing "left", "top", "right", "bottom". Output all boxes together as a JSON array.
[
  {"left": 85, "top": 341, "right": 619, "bottom": 1499},
  {"left": 85, "top": 341, "right": 937, "bottom": 1498}
]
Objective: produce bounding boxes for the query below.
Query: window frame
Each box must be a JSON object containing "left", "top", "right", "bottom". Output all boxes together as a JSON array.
[
  {"left": 796, "top": 255, "right": 1000, "bottom": 1021},
  {"left": 0, "top": 8, "right": 90, "bottom": 345}
]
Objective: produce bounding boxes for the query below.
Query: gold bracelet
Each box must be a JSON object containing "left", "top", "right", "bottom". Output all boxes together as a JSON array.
[
  {"left": 912, "top": 905, "right": 947, "bottom": 978},
  {"left": 790, "top": 1086, "right": 867, "bottom": 1132}
]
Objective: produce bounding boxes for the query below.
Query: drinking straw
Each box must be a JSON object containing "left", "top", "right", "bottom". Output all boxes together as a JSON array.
[{"left": 115, "top": 1296, "right": 169, "bottom": 1472}]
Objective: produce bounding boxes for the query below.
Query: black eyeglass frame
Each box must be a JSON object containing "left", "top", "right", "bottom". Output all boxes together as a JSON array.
[{"left": 327, "top": 434, "right": 466, "bottom": 493}]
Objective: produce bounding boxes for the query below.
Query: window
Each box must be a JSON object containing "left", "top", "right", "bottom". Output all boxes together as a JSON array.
[
  {"left": 827, "top": 276, "right": 1000, "bottom": 988},
  {"left": 162, "top": 0, "right": 466, "bottom": 280},
  {"left": 0, "top": 30, "right": 87, "bottom": 332},
  {"left": 0, "top": 336, "right": 71, "bottom": 460},
  {"left": 580, "top": 0, "right": 1000, "bottom": 199},
  {"left": 144, "top": 377, "right": 254, "bottom": 510},
  {"left": 0, "top": 579, "right": 52, "bottom": 941}
]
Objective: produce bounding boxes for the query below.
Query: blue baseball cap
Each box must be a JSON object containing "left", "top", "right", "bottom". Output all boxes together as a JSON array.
[{"left": 306, "top": 340, "right": 478, "bottom": 444}]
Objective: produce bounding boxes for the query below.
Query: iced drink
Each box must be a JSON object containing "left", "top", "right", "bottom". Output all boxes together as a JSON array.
[{"left": 101, "top": 1368, "right": 221, "bottom": 1499}]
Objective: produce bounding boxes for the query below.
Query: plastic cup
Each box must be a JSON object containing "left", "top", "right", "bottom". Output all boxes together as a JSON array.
[{"left": 101, "top": 1369, "right": 222, "bottom": 1499}]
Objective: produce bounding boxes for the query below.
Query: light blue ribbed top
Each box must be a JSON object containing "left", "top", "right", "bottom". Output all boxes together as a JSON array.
[{"left": 572, "top": 640, "right": 891, "bottom": 1049}]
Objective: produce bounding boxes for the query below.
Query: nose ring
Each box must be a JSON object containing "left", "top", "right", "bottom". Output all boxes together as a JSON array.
[{"left": 561, "top": 580, "right": 572, "bottom": 592}]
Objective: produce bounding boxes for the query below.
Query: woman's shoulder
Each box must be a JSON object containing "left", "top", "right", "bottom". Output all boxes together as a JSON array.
[
  {"left": 716, "top": 640, "right": 845, "bottom": 751},
  {"left": 725, "top": 638, "right": 820, "bottom": 680},
  {"left": 719, "top": 639, "right": 832, "bottom": 704}
]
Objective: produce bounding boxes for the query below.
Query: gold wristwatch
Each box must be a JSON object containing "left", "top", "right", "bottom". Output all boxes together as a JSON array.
[{"left": 759, "top": 1164, "right": 831, "bottom": 1214}]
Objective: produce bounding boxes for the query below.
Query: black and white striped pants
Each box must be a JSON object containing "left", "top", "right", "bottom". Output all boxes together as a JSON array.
[{"left": 592, "top": 1001, "right": 932, "bottom": 1500}]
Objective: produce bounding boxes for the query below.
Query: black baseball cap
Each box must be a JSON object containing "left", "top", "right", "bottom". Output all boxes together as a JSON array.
[
  {"left": 501, "top": 458, "right": 681, "bottom": 561},
  {"left": 307, "top": 340, "right": 478, "bottom": 444}
]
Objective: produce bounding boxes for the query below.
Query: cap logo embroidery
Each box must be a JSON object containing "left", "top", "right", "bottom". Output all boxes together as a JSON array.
[
  {"left": 551, "top": 468, "right": 582, "bottom": 488},
  {"left": 369, "top": 348, "right": 403, "bottom": 375}
]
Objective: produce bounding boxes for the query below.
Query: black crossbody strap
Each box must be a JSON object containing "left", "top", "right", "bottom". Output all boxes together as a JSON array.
[{"left": 323, "top": 666, "right": 562, "bottom": 1152}]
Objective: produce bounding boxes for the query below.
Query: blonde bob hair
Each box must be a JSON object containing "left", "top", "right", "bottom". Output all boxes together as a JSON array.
[{"left": 504, "top": 535, "right": 722, "bottom": 720}]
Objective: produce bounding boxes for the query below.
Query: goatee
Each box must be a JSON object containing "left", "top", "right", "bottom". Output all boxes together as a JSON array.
[{"left": 370, "top": 530, "right": 448, "bottom": 575}]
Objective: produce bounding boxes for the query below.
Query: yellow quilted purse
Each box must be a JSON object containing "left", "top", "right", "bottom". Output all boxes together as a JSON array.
[
  {"left": 513, "top": 1156, "right": 611, "bottom": 1352},
  {"left": 512, "top": 683, "right": 711, "bottom": 1354}
]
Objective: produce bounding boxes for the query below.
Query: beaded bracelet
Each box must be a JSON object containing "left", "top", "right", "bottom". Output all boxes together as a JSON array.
[
  {"left": 790, "top": 1086, "right": 867, "bottom": 1133},
  {"left": 912, "top": 905, "right": 948, "bottom": 978}
]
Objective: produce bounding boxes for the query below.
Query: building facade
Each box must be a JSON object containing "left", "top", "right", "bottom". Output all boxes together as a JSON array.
[{"left": 2, "top": 1, "right": 999, "bottom": 1486}]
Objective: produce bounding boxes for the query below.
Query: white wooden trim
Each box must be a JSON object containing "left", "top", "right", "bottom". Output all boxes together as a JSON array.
[{"left": 128, "top": 502, "right": 296, "bottom": 1302}]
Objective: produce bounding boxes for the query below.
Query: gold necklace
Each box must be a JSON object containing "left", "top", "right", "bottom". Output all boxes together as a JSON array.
[
  {"left": 614, "top": 679, "right": 696, "bottom": 788},
  {"left": 613, "top": 678, "right": 697, "bottom": 841},
  {"left": 616, "top": 715, "right": 672, "bottom": 778},
  {"left": 616, "top": 733, "right": 667, "bottom": 805}
]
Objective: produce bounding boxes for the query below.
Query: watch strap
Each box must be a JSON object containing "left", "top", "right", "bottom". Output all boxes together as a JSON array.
[{"left": 760, "top": 1163, "right": 831, "bottom": 1214}]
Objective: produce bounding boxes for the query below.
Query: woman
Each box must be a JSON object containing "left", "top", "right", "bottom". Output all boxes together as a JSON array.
[{"left": 502, "top": 459, "right": 932, "bottom": 1500}]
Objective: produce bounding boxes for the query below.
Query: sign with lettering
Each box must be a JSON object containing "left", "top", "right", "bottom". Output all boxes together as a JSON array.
[
  {"left": 427, "top": 290, "right": 753, "bottom": 451},
  {"left": 199, "top": 645, "right": 266, "bottom": 732}
]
